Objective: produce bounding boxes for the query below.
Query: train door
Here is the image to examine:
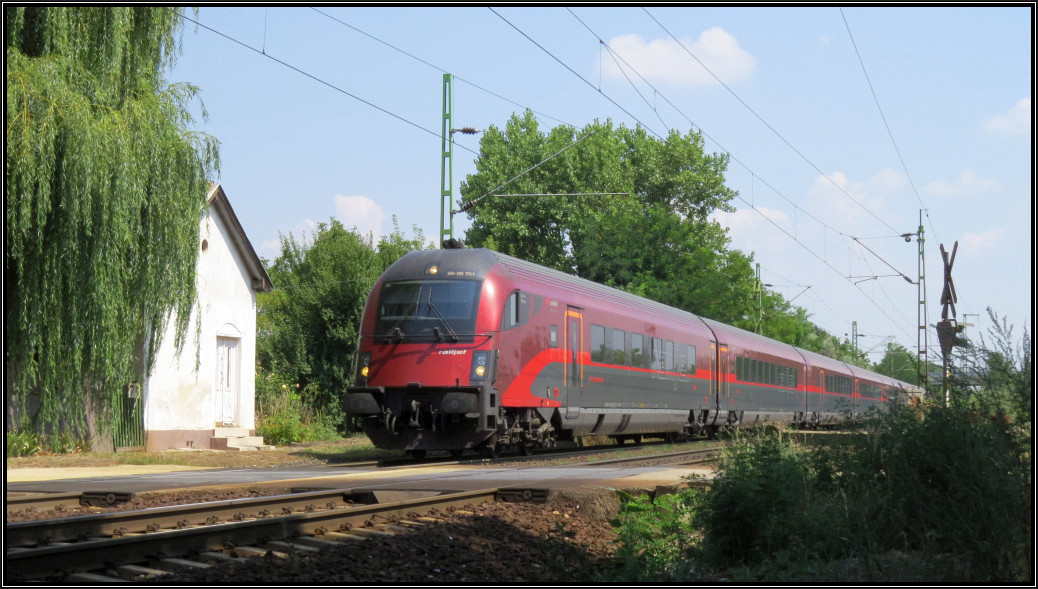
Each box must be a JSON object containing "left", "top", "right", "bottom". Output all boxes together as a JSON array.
[
  {"left": 563, "top": 307, "right": 583, "bottom": 419},
  {"left": 716, "top": 344, "right": 730, "bottom": 411}
]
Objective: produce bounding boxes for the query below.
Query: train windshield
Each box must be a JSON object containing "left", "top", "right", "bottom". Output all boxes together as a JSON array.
[{"left": 375, "top": 279, "right": 482, "bottom": 343}]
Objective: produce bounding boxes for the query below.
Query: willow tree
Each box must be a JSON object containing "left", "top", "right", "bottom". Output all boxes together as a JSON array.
[{"left": 5, "top": 7, "right": 219, "bottom": 439}]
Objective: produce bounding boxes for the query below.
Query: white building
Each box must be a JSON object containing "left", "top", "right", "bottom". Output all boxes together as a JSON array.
[{"left": 140, "top": 183, "right": 273, "bottom": 451}]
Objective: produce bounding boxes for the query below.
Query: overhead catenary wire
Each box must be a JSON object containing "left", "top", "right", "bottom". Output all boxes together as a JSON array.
[
  {"left": 310, "top": 7, "right": 573, "bottom": 130},
  {"left": 840, "top": 7, "right": 940, "bottom": 245},
  {"left": 489, "top": 7, "right": 665, "bottom": 141},
  {"left": 642, "top": 7, "right": 903, "bottom": 238},
  {"left": 566, "top": 7, "right": 917, "bottom": 346},
  {"left": 174, "top": 9, "right": 478, "bottom": 156},
  {"left": 178, "top": 7, "right": 924, "bottom": 351}
]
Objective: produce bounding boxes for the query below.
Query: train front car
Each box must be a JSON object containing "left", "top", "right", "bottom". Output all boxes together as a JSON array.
[{"left": 344, "top": 248, "right": 517, "bottom": 458}]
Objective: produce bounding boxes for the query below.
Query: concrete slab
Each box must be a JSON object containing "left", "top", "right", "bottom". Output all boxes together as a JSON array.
[{"left": 6, "top": 464, "right": 214, "bottom": 483}]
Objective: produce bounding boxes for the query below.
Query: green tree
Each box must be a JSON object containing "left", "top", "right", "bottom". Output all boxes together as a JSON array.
[
  {"left": 873, "top": 342, "right": 919, "bottom": 384},
  {"left": 258, "top": 219, "right": 426, "bottom": 428},
  {"left": 5, "top": 7, "right": 218, "bottom": 438},
  {"left": 460, "top": 112, "right": 755, "bottom": 324},
  {"left": 950, "top": 308, "right": 1032, "bottom": 423}
]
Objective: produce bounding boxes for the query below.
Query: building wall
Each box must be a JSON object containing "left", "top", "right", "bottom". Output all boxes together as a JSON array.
[{"left": 143, "top": 208, "right": 258, "bottom": 450}]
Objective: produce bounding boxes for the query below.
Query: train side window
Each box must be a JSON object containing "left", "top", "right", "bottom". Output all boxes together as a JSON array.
[
  {"left": 650, "top": 338, "right": 663, "bottom": 371},
  {"left": 631, "top": 334, "right": 645, "bottom": 368},
  {"left": 687, "top": 345, "right": 696, "bottom": 374},
  {"left": 675, "top": 343, "right": 686, "bottom": 373},
  {"left": 550, "top": 325, "right": 558, "bottom": 348},
  {"left": 664, "top": 340, "right": 674, "bottom": 372},
  {"left": 611, "top": 329, "right": 626, "bottom": 365},
  {"left": 501, "top": 290, "right": 529, "bottom": 330},
  {"left": 590, "top": 324, "right": 606, "bottom": 362}
]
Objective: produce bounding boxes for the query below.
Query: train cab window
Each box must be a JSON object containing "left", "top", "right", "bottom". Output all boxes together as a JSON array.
[
  {"left": 501, "top": 290, "right": 529, "bottom": 330},
  {"left": 376, "top": 279, "right": 481, "bottom": 343},
  {"left": 687, "top": 345, "right": 697, "bottom": 374},
  {"left": 590, "top": 324, "right": 606, "bottom": 362},
  {"left": 549, "top": 325, "right": 558, "bottom": 348},
  {"left": 631, "top": 334, "right": 646, "bottom": 368},
  {"left": 611, "top": 329, "right": 627, "bottom": 365}
]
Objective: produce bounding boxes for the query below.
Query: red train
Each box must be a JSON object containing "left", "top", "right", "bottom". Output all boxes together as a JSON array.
[{"left": 344, "top": 246, "right": 918, "bottom": 458}]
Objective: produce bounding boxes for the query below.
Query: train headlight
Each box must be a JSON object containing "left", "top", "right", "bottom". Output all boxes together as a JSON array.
[
  {"left": 470, "top": 351, "right": 489, "bottom": 381},
  {"left": 356, "top": 352, "right": 372, "bottom": 383},
  {"left": 426, "top": 264, "right": 439, "bottom": 275}
]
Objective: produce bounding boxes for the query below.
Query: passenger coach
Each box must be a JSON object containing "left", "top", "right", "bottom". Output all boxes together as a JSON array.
[{"left": 344, "top": 247, "right": 915, "bottom": 458}]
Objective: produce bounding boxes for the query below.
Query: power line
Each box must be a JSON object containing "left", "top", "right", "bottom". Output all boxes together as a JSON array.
[
  {"left": 840, "top": 8, "right": 940, "bottom": 244},
  {"left": 309, "top": 7, "right": 573, "bottom": 129},
  {"left": 642, "top": 7, "right": 903, "bottom": 238},
  {"left": 567, "top": 8, "right": 917, "bottom": 346},
  {"left": 488, "top": 7, "right": 664, "bottom": 140},
  {"left": 174, "top": 9, "right": 478, "bottom": 156}
]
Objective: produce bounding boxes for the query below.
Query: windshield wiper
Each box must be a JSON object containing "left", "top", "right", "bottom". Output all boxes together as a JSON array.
[
  {"left": 381, "top": 303, "right": 416, "bottom": 343},
  {"left": 425, "top": 301, "right": 460, "bottom": 343}
]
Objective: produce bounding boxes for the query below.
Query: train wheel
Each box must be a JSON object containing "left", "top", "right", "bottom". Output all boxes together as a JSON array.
[
  {"left": 482, "top": 445, "right": 500, "bottom": 459},
  {"left": 520, "top": 444, "right": 534, "bottom": 457},
  {"left": 408, "top": 449, "right": 427, "bottom": 460}
]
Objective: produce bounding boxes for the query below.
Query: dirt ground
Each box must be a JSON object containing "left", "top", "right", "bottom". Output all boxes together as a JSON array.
[
  {"left": 7, "top": 443, "right": 633, "bottom": 583},
  {"left": 167, "top": 489, "right": 624, "bottom": 583}
]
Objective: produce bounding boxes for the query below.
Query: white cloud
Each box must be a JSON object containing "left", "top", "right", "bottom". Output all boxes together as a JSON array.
[
  {"left": 257, "top": 219, "right": 316, "bottom": 260},
  {"left": 603, "top": 28, "right": 755, "bottom": 87},
  {"left": 922, "top": 169, "right": 998, "bottom": 199},
  {"left": 334, "top": 194, "right": 386, "bottom": 242},
  {"left": 808, "top": 171, "right": 869, "bottom": 222},
  {"left": 714, "top": 206, "right": 788, "bottom": 233},
  {"left": 983, "top": 98, "right": 1031, "bottom": 135},
  {"left": 869, "top": 168, "right": 906, "bottom": 193},
  {"left": 960, "top": 227, "right": 1005, "bottom": 253}
]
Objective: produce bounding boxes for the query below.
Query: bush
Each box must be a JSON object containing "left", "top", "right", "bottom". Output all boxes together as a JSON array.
[
  {"left": 610, "top": 488, "right": 704, "bottom": 581},
  {"left": 610, "top": 405, "right": 1033, "bottom": 582},
  {"left": 6, "top": 430, "right": 43, "bottom": 457},
  {"left": 6, "top": 430, "right": 90, "bottom": 457},
  {"left": 255, "top": 369, "right": 342, "bottom": 446}
]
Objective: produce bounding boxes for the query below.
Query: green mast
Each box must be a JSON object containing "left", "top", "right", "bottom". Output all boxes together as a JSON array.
[{"left": 440, "top": 73, "right": 454, "bottom": 247}]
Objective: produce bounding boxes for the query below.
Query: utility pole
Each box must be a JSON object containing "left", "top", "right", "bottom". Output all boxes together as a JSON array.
[
  {"left": 914, "top": 210, "right": 930, "bottom": 394},
  {"left": 440, "top": 74, "right": 479, "bottom": 249},
  {"left": 754, "top": 264, "right": 763, "bottom": 334},
  {"left": 440, "top": 74, "right": 454, "bottom": 248}
]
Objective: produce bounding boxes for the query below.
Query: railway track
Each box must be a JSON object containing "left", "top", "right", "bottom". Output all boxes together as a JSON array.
[
  {"left": 5, "top": 446, "right": 718, "bottom": 582},
  {"left": 5, "top": 486, "right": 520, "bottom": 582}
]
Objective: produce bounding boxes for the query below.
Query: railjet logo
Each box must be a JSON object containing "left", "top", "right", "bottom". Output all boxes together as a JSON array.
[{"left": 437, "top": 350, "right": 468, "bottom": 356}]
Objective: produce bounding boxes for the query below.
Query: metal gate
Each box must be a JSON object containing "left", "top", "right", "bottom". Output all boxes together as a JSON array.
[{"left": 113, "top": 383, "right": 144, "bottom": 451}]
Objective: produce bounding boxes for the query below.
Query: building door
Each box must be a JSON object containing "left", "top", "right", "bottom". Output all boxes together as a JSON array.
[{"left": 215, "top": 336, "right": 241, "bottom": 426}]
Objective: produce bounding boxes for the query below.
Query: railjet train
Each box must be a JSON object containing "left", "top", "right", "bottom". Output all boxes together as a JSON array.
[{"left": 344, "top": 246, "right": 917, "bottom": 458}]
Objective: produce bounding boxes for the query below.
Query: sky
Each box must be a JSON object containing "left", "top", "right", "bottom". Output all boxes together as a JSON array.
[{"left": 168, "top": 6, "right": 1033, "bottom": 364}]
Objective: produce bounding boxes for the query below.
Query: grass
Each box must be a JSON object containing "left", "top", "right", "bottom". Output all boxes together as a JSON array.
[{"left": 5, "top": 436, "right": 393, "bottom": 470}]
